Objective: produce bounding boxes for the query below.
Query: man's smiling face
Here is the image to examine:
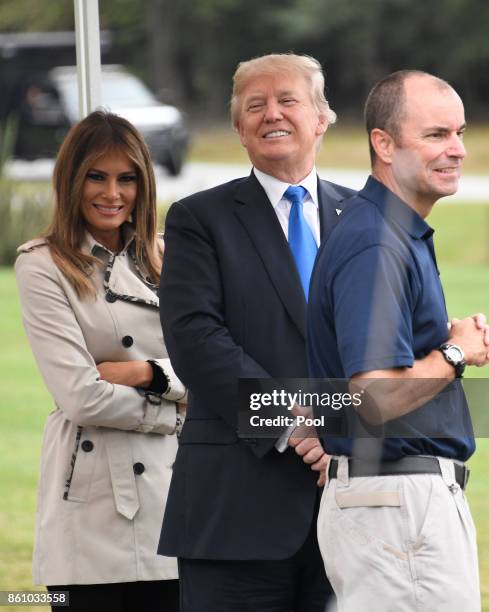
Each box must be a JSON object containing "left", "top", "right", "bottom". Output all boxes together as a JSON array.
[
  {"left": 390, "top": 76, "right": 467, "bottom": 212},
  {"left": 236, "top": 71, "right": 327, "bottom": 180}
]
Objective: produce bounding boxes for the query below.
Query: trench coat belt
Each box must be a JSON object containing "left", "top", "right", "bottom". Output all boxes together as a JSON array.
[{"left": 104, "top": 430, "right": 140, "bottom": 520}]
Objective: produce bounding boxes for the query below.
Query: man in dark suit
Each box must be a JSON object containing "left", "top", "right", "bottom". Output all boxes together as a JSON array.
[{"left": 158, "top": 53, "right": 353, "bottom": 611}]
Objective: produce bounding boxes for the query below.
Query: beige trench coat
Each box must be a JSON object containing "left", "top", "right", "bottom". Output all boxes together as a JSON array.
[{"left": 15, "top": 230, "right": 184, "bottom": 585}]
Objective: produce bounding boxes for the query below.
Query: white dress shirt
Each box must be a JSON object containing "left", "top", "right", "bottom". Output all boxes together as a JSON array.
[
  {"left": 253, "top": 166, "right": 320, "bottom": 452},
  {"left": 253, "top": 167, "right": 320, "bottom": 246}
]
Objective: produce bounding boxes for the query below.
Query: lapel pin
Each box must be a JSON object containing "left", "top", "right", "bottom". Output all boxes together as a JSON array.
[{"left": 335, "top": 208, "right": 342, "bottom": 216}]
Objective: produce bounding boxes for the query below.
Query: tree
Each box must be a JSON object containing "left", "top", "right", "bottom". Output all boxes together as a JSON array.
[{"left": 1, "top": 0, "right": 489, "bottom": 118}]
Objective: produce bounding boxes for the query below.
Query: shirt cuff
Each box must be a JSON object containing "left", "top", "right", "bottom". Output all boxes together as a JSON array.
[
  {"left": 274, "top": 417, "right": 298, "bottom": 453},
  {"left": 146, "top": 359, "right": 169, "bottom": 394},
  {"left": 146, "top": 358, "right": 187, "bottom": 401}
]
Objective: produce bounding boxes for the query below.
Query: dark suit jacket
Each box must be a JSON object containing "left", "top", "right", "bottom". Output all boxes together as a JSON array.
[{"left": 158, "top": 171, "right": 354, "bottom": 560}]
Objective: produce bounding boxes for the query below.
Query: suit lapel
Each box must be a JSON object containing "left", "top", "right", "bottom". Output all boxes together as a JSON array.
[
  {"left": 234, "top": 173, "right": 307, "bottom": 338},
  {"left": 317, "top": 178, "right": 348, "bottom": 241}
]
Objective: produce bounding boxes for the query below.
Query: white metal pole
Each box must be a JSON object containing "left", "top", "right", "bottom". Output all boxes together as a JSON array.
[{"left": 73, "top": 0, "right": 102, "bottom": 118}]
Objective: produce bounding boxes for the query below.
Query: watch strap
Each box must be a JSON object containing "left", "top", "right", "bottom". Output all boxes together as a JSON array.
[{"left": 438, "top": 343, "right": 466, "bottom": 378}]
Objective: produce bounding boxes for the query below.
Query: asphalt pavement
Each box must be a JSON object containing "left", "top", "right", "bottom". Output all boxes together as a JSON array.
[{"left": 4, "top": 159, "right": 489, "bottom": 204}]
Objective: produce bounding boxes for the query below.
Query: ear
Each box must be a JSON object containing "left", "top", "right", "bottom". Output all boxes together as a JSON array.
[
  {"left": 316, "top": 114, "right": 328, "bottom": 136},
  {"left": 370, "top": 128, "right": 395, "bottom": 164}
]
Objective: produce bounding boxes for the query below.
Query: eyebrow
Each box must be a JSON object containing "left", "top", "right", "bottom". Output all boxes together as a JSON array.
[
  {"left": 88, "top": 168, "right": 136, "bottom": 175},
  {"left": 244, "top": 89, "right": 298, "bottom": 101},
  {"left": 245, "top": 95, "right": 265, "bottom": 103},
  {"left": 277, "top": 90, "right": 297, "bottom": 97},
  {"left": 424, "top": 123, "right": 467, "bottom": 133}
]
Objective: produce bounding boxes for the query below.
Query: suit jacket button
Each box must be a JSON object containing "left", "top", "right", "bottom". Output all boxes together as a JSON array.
[
  {"left": 81, "top": 440, "right": 94, "bottom": 452},
  {"left": 122, "top": 335, "right": 134, "bottom": 348},
  {"left": 133, "top": 462, "right": 145, "bottom": 475},
  {"left": 105, "top": 291, "right": 117, "bottom": 303}
]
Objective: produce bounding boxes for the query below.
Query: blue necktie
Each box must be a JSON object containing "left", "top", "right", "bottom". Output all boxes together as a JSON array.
[{"left": 284, "top": 185, "right": 318, "bottom": 301}]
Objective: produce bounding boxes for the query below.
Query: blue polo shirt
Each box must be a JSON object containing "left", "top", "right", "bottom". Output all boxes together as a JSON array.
[{"left": 307, "top": 176, "right": 475, "bottom": 461}]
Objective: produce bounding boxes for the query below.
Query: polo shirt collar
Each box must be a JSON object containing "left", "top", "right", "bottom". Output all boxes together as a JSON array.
[
  {"left": 253, "top": 166, "right": 319, "bottom": 209},
  {"left": 360, "top": 176, "right": 433, "bottom": 240}
]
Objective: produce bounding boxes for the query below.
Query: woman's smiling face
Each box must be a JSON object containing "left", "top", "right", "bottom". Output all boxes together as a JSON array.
[{"left": 80, "top": 149, "right": 138, "bottom": 251}]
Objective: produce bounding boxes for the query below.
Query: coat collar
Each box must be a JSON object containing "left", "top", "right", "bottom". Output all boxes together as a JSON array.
[
  {"left": 83, "top": 223, "right": 136, "bottom": 257},
  {"left": 103, "top": 254, "right": 159, "bottom": 308},
  {"left": 253, "top": 166, "right": 319, "bottom": 208},
  {"left": 83, "top": 225, "right": 159, "bottom": 308},
  {"left": 359, "top": 176, "right": 433, "bottom": 240},
  {"left": 233, "top": 171, "right": 347, "bottom": 339}
]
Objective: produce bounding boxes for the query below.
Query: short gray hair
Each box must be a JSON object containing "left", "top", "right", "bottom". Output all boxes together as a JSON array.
[{"left": 364, "top": 69, "right": 454, "bottom": 164}]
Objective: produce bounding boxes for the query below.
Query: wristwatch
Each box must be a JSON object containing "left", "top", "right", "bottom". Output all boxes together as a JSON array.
[{"left": 438, "top": 343, "right": 466, "bottom": 378}]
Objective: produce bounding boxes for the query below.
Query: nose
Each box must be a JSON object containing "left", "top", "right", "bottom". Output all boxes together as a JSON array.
[
  {"left": 263, "top": 99, "right": 283, "bottom": 122},
  {"left": 447, "top": 133, "right": 466, "bottom": 159},
  {"left": 103, "top": 179, "right": 120, "bottom": 201}
]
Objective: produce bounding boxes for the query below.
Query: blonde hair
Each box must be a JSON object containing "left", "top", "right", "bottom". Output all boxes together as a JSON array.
[
  {"left": 230, "top": 53, "right": 337, "bottom": 128},
  {"left": 44, "top": 110, "right": 161, "bottom": 298}
]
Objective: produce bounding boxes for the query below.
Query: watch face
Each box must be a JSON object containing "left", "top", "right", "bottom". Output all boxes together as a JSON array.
[{"left": 446, "top": 345, "right": 464, "bottom": 364}]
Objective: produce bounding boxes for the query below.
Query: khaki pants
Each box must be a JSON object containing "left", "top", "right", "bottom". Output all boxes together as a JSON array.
[{"left": 317, "top": 456, "right": 480, "bottom": 612}]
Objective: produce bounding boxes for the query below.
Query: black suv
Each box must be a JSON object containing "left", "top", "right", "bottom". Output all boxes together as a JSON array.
[{"left": 4, "top": 64, "right": 190, "bottom": 176}]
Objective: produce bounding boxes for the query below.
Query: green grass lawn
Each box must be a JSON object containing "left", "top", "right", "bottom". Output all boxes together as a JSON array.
[
  {"left": 439, "top": 264, "right": 489, "bottom": 607},
  {"left": 1, "top": 203, "right": 489, "bottom": 609},
  {"left": 0, "top": 268, "right": 51, "bottom": 611}
]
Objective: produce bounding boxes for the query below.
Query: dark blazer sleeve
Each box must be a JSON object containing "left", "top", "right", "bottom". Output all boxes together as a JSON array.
[{"left": 160, "top": 199, "right": 274, "bottom": 455}]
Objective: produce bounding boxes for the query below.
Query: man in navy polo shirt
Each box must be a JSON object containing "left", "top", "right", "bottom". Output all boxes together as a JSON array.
[{"left": 308, "top": 70, "right": 489, "bottom": 611}]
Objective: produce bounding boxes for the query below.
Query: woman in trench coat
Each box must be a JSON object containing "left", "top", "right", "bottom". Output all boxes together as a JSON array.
[{"left": 15, "top": 110, "right": 184, "bottom": 611}]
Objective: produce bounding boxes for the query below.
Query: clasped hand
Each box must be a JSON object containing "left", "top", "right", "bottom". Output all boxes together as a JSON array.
[
  {"left": 449, "top": 313, "right": 489, "bottom": 366},
  {"left": 287, "top": 405, "right": 330, "bottom": 487}
]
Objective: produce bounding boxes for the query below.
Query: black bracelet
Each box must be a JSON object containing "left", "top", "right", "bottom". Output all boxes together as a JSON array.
[{"left": 146, "top": 360, "right": 170, "bottom": 394}]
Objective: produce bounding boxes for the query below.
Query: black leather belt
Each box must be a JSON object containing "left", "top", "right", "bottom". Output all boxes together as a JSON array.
[{"left": 328, "top": 456, "right": 469, "bottom": 490}]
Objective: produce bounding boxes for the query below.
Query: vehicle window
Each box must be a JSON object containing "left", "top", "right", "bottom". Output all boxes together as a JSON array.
[{"left": 56, "top": 72, "right": 157, "bottom": 115}]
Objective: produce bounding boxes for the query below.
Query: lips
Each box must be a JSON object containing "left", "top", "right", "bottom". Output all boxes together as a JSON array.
[{"left": 93, "top": 204, "right": 124, "bottom": 215}]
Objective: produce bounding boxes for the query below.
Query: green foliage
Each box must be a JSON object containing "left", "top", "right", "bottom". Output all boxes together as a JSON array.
[
  {"left": 2, "top": 0, "right": 489, "bottom": 117},
  {"left": 0, "top": 181, "right": 52, "bottom": 265},
  {"left": 0, "top": 0, "right": 73, "bottom": 31},
  {"left": 183, "top": 0, "right": 241, "bottom": 23},
  {"left": 0, "top": 115, "right": 17, "bottom": 176}
]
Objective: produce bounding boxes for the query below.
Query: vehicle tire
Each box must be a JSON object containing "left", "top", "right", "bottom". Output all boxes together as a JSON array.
[{"left": 165, "top": 149, "right": 184, "bottom": 176}]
